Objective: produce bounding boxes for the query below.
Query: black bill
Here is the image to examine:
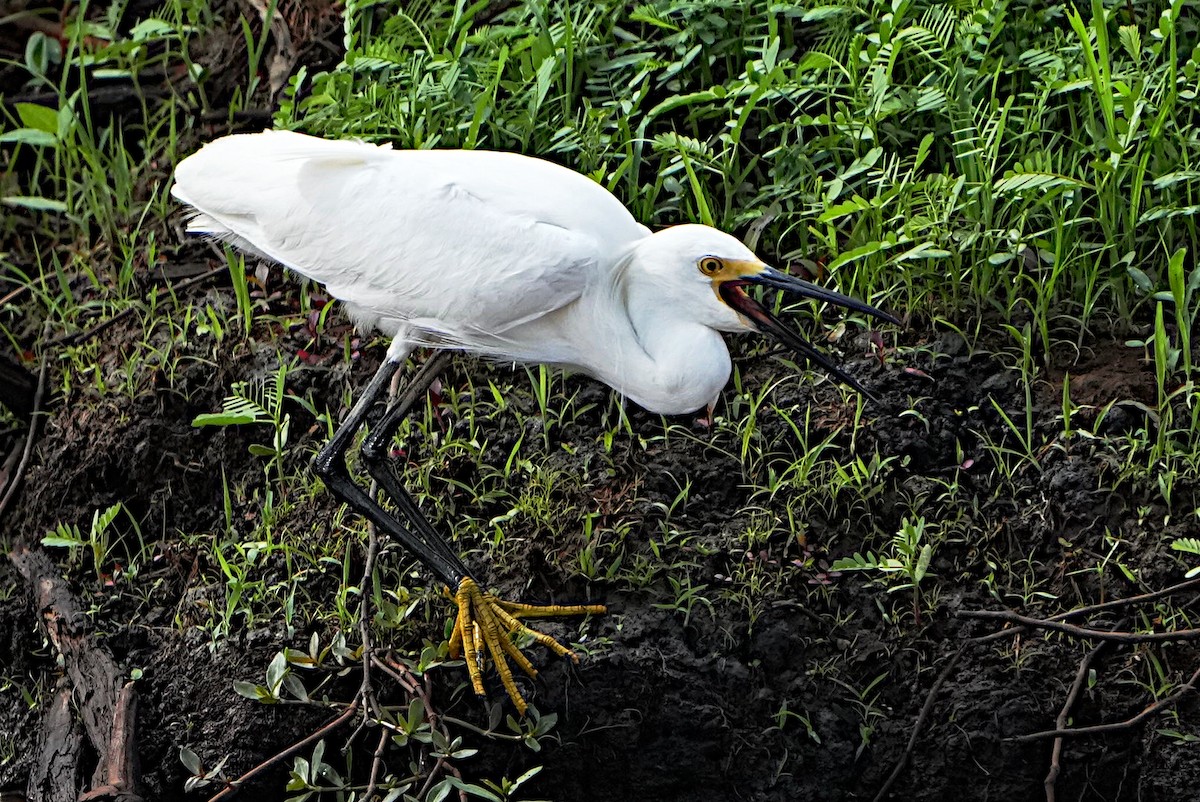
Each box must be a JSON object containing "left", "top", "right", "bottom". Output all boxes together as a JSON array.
[{"left": 718, "top": 266, "right": 900, "bottom": 402}]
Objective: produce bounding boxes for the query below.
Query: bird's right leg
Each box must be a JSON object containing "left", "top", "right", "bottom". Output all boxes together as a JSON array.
[
  {"left": 357, "top": 352, "right": 604, "bottom": 715},
  {"left": 310, "top": 357, "right": 469, "bottom": 590}
]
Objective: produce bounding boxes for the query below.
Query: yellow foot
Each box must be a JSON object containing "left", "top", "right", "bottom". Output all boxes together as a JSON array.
[{"left": 446, "top": 578, "right": 606, "bottom": 715}]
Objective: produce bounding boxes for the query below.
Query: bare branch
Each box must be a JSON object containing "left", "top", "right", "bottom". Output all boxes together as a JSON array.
[
  {"left": 1014, "top": 664, "right": 1200, "bottom": 743},
  {"left": 958, "top": 609, "right": 1200, "bottom": 643}
]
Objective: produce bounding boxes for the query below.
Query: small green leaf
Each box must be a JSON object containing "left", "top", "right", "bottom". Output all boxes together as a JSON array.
[
  {"left": 179, "top": 746, "right": 203, "bottom": 775},
  {"left": 2, "top": 195, "right": 67, "bottom": 212},
  {"left": 191, "top": 412, "right": 260, "bottom": 427},
  {"left": 0, "top": 128, "right": 57, "bottom": 147},
  {"left": 1171, "top": 537, "right": 1200, "bottom": 556},
  {"left": 458, "top": 783, "right": 501, "bottom": 802},
  {"left": 15, "top": 102, "right": 58, "bottom": 134},
  {"left": 510, "top": 765, "right": 542, "bottom": 791},
  {"left": 534, "top": 711, "right": 557, "bottom": 735},
  {"left": 1127, "top": 266, "right": 1153, "bottom": 293},
  {"left": 266, "top": 651, "right": 288, "bottom": 693},
  {"left": 915, "top": 544, "right": 932, "bottom": 583},
  {"left": 828, "top": 241, "right": 889, "bottom": 271},
  {"left": 310, "top": 739, "right": 325, "bottom": 776},
  {"left": 407, "top": 697, "right": 426, "bottom": 732},
  {"left": 993, "top": 171, "right": 1082, "bottom": 195},
  {"left": 129, "top": 18, "right": 175, "bottom": 39},
  {"left": 426, "top": 778, "right": 453, "bottom": 802},
  {"left": 282, "top": 674, "right": 309, "bottom": 701}
]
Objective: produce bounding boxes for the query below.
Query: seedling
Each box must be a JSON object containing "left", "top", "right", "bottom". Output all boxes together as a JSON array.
[{"left": 832, "top": 516, "right": 936, "bottom": 626}]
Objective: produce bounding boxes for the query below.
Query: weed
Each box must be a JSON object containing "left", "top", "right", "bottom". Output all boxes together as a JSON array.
[
  {"left": 831, "top": 516, "right": 936, "bottom": 626},
  {"left": 41, "top": 502, "right": 144, "bottom": 583},
  {"left": 193, "top": 360, "right": 299, "bottom": 484}
]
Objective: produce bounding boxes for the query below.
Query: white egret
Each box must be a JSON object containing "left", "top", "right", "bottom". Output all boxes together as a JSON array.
[{"left": 172, "top": 130, "right": 898, "bottom": 713}]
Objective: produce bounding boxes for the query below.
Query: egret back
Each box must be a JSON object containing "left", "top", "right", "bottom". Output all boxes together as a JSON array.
[{"left": 171, "top": 131, "right": 649, "bottom": 350}]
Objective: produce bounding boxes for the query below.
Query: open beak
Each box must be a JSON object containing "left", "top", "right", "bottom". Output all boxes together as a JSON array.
[{"left": 718, "top": 266, "right": 900, "bottom": 402}]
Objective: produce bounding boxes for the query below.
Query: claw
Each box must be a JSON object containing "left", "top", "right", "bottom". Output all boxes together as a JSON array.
[{"left": 446, "top": 578, "right": 606, "bottom": 714}]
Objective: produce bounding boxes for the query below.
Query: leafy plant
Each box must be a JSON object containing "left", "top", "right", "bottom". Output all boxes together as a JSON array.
[
  {"left": 193, "top": 361, "right": 297, "bottom": 483},
  {"left": 832, "top": 516, "right": 936, "bottom": 625},
  {"left": 42, "top": 502, "right": 141, "bottom": 582},
  {"left": 1170, "top": 537, "right": 1200, "bottom": 579}
]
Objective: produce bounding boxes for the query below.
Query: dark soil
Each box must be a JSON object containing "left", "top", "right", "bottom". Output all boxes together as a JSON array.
[
  {"left": 4, "top": 6, "right": 1200, "bottom": 802},
  {"left": 4, "top": 278, "right": 1200, "bottom": 801}
]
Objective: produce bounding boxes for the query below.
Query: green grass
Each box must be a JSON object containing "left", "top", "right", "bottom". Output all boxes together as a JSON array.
[
  {"left": 5, "top": 0, "right": 1200, "bottom": 798},
  {"left": 283, "top": 0, "right": 1200, "bottom": 353}
]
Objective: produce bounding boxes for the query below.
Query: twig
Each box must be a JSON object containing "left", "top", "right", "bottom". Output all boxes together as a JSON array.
[
  {"left": 380, "top": 655, "right": 434, "bottom": 707},
  {"left": 370, "top": 654, "right": 418, "bottom": 695},
  {"left": 0, "top": 346, "right": 48, "bottom": 520},
  {"left": 205, "top": 701, "right": 359, "bottom": 802},
  {"left": 870, "top": 628, "right": 1017, "bottom": 802},
  {"left": 439, "top": 716, "right": 523, "bottom": 742},
  {"left": 415, "top": 757, "right": 469, "bottom": 802},
  {"left": 875, "top": 586, "right": 1200, "bottom": 798},
  {"left": 362, "top": 728, "right": 390, "bottom": 802},
  {"left": 378, "top": 656, "right": 465, "bottom": 802},
  {"left": 0, "top": 284, "right": 31, "bottom": 307},
  {"left": 445, "top": 758, "right": 469, "bottom": 801},
  {"left": 958, "top": 609, "right": 1200, "bottom": 643},
  {"left": 1045, "top": 639, "right": 1109, "bottom": 802},
  {"left": 1047, "top": 576, "right": 1200, "bottom": 622},
  {"left": 872, "top": 644, "right": 968, "bottom": 802},
  {"left": 1013, "top": 663, "right": 1200, "bottom": 743}
]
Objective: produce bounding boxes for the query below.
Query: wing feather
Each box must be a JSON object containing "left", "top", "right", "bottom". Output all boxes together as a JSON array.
[{"left": 171, "top": 131, "right": 649, "bottom": 349}]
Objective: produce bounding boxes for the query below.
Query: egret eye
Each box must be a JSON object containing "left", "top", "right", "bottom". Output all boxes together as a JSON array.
[{"left": 699, "top": 257, "right": 722, "bottom": 276}]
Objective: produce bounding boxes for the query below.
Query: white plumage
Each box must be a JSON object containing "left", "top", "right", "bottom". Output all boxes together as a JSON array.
[
  {"left": 171, "top": 131, "right": 787, "bottom": 413},
  {"left": 174, "top": 130, "right": 895, "bottom": 414}
]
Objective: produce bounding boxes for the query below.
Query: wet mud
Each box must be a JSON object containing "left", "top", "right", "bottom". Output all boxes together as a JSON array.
[{"left": 3, "top": 292, "right": 1199, "bottom": 800}]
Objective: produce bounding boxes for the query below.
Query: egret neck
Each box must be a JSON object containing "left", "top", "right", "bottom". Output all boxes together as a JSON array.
[{"left": 581, "top": 258, "right": 732, "bottom": 416}]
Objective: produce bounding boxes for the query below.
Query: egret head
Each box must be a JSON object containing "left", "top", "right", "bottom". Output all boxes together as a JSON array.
[{"left": 638, "top": 224, "right": 901, "bottom": 399}]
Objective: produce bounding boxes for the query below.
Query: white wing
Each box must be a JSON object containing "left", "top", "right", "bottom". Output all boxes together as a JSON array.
[{"left": 171, "top": 131, "right": 649, "bottom": 350}]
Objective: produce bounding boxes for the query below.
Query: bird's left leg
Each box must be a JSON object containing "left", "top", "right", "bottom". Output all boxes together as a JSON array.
[
  {"left": 358, "top": 352, "right": 605, "bottom": 715},
  {"left": 311, "top": 357, "right": 470, "bottom": 587}
]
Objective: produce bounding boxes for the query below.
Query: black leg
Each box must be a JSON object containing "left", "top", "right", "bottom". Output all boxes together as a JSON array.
[
  {"left": 314, "top": 350, "right": 604, "bottom": 716},
  {"left": 358, "top": 351, "right": 466, "bottom": 576},
  {"left": 312, "top": 356, "right": 468, "bottom": 588}
]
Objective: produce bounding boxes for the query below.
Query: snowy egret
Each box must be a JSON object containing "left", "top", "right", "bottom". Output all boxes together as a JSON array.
[{"left": 172, "top": 130, "right": 899, "bottom": 713}]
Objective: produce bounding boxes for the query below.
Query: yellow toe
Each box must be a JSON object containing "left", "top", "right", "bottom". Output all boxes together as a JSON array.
[{"left": 445, "top": 578, "right": 605, "bottom": 713}]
